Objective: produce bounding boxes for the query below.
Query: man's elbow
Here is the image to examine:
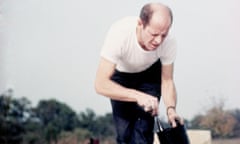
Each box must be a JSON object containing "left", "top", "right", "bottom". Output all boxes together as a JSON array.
[
  {"left": 94, "top": 81, "right": 101, "bottom": 94},
  {"left": 94, "top": 80, "right": 105, "bottom": 95}
]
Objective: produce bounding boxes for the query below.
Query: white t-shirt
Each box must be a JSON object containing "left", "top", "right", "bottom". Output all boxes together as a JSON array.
[{"left": 101, "top": 16, "right": 177, "bottom": 73}]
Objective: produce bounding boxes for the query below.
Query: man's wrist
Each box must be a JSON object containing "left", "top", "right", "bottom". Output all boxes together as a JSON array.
[{"left": 166, "top": 106, "right": 176, "bottom": 116}]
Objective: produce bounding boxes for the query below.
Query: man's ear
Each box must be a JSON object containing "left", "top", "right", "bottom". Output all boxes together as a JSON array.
[{"left": 137, "top": 18, "right": 143, "bottom": 27}]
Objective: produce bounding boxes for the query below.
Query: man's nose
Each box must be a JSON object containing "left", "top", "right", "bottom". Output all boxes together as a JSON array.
[{"left": 154, "top": 36, "right": 162, "bottom": 44}]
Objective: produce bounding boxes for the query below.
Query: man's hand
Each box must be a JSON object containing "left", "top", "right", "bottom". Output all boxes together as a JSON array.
[
  {"left": 135, "top": 92, "right": 159, "bottom": 116},
  {"left": 167, "top": 107, "right": 184, "bottom": 127}
]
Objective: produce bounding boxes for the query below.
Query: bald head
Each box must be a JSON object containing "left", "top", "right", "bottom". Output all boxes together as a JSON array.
[{"left": 139, "top": 3, "right": 173, "bottom": 27}]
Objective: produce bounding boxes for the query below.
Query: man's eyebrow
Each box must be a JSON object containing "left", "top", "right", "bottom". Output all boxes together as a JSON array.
[{"left": 148, "top": 30, "right": 159, "bottom": 35}]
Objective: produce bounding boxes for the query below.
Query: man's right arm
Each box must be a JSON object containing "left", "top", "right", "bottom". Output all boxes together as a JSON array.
[
  {"left": 94, "top": 57, "right": 137, "bottom": 102},
  {"left": 94, "top": 57, "right": 159, "bottom": 115}
]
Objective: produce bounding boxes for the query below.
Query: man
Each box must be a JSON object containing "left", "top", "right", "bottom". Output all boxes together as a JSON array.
[{"left": 95, "top": 2, "right": 183, "bottom": 144}]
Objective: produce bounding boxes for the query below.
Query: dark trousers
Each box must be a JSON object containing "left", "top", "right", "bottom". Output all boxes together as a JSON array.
[{"left": 110, "top": 60, "right": 162, "bottom": 144}]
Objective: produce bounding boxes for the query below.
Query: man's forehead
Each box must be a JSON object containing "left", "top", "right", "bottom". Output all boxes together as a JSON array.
[
  {"left": 146, "top": 12, "right": 171, "bottom": 32},
  {"left": 147, "top": 26, "right": 169, "bottom": 35}
]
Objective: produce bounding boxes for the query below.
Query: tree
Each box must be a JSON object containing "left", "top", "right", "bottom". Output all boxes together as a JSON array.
[
  {"left": 94, "top": 113, "right": 115, "bottom": 138},
  {"left": 35, "top": 99, "right": 79, "bottom": 144},
  {"left": 22, "top": 122, "right": 45, "bottom": 144},
  {"left": 189, "top": 100, "right": 238, "bottom": 138},
  {"left": 200, "top": 106, "right": 236, "bottom": 138},
  {"left": 230, "top": 109, "right": 240, "bottom": 137},
  {"left": 78, "top": 109, "right": 116, "bottom": 141},
  {"left": 78, "top": 108, "right": 97, "bottom": 128},
  {"left": 187, "top": 115, "right": 203, "bottom": 129},
  {"left": 0, "top": 89, "right": 34, "bottom": 144}
]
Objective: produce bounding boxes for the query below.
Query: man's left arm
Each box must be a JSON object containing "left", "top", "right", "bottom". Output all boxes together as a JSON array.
[{"left": 161, "top": 63, "right": 183, "bottom": 127}]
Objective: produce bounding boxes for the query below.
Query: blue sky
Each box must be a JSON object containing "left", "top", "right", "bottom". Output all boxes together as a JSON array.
[{"left": 1, "top": 0, "right": 240, "bottom": 120}]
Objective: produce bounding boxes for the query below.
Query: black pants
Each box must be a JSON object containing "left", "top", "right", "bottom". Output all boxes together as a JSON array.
[{"left": 110, "top": 60, "right": 162, "bottom": 144}]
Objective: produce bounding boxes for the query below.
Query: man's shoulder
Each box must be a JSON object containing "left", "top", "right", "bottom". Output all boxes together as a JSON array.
[
  {"left": 114, "top": 16, "right": 138, "bottom": 24},
  {"left": 111, "top": 16, "right": 138, "bottom": 30},
  {"left": 106, "top": 16, "right": 137, "bottom": 40}
]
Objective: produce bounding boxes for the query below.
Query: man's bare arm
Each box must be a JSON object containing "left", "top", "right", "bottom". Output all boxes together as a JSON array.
[
  {"left": 95, "top": 57, "right": 137, "bottom": 101},
  {"left": 95, "top": 57, "right": 159, "bottom": 115},
  {"left": 161, "top": 63, "right": 183, "bottom": 126},
  {"left": 161, "top": 64, "right": 177, "bottom": 109}
]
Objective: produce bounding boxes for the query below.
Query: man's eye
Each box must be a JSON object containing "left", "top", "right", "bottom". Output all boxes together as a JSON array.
[
  {"left": 162, "top": 34, "right": 167, "bottom": 38},
  {"left": 152, "top": 34, "right": 159, "bottom": 37}
]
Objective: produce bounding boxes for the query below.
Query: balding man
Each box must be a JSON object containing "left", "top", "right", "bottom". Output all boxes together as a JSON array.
[{"left": 95, "top": 2, "right": 183, "bottom": 144}]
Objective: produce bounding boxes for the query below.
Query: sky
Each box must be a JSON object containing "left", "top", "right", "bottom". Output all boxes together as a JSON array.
[{"left": 0, "top": 0, "right": 240, "bottom": 120}]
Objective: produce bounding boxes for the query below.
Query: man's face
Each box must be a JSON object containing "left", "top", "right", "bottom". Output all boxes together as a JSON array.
[{"left": 138, "top": 13, "right": 171, "bottom": 51}]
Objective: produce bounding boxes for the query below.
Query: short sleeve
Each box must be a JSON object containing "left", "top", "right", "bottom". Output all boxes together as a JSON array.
[
  {"left": 100, "top": 23, "right": 123, "bottom": 64},
  {"left": 158, "top": 35, "right": 177, "bottom": 65}
]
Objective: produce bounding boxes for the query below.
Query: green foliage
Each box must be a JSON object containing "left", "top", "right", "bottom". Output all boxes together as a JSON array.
[
  {"left": 2, "top": 89, "right": 240, "bottom": 143},
  {"left": 35, "top": 99, "right": 80, "bottom": 143},
  {"left": 36, "top": 99, "right": 79, "bottom": 130},
  {"left": 78, "top": 109, "right": 116, "bottom": 139},
  {"left": 79, "top": 108, "right": 97, "bottom": 129},
  {"left": 94, "top": 113, "right": 115, "bottom": 137},
  {"left": 189, "top": 115, "right": 204, "bottom": 129},
  {"left": 0, "top": 90, "right": 32, "bottom": 144}
]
